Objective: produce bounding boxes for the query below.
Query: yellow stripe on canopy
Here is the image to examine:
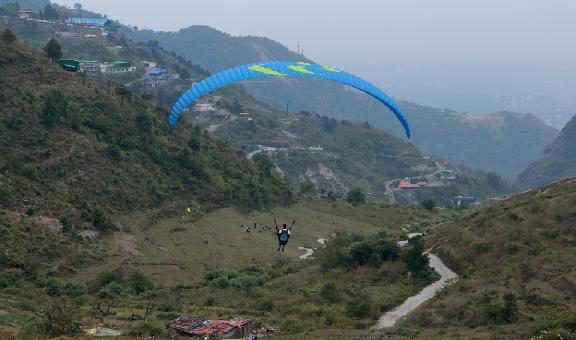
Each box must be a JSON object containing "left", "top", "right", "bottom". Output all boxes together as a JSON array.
[
  {"left": 248, "top": 65, "right": 287, "bottom": 76},
  {"left": 288, "top": 65, "right": 315, "bottom": 74}
]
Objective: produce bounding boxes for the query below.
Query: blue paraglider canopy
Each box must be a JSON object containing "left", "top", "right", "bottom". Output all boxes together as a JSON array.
[{"left": 169, "top": 61, "right": 411, "bottom": 138}]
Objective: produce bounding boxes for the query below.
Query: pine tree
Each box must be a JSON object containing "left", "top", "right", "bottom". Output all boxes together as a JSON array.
[
  {"left": 43, "top": 4, "right": 60, "bottom": 21},
  {"left": 44, "top": 38, "right": 63, "bottom": 61}
]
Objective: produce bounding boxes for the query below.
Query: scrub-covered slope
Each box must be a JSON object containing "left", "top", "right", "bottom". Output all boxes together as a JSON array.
[{"left": 400, "top": 178, "right": 576, "bottom": 339}]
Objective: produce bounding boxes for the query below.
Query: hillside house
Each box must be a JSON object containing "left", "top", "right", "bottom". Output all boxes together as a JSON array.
[
  {"left": 165, "top": 316, "right": 252, "bottom": 338},
  {"left": 148, "top": 68, "right": 168, "bottom": 77},
  {"left": 79, "top": 60, "right": 100, "bottom": 73},
  {"left": 57, "top": 59, "right": 81, "bottom": 72},
  {"left": 399, "top": 179, "right": 429, "bottom": 189},
  {"left": 399, "top": 180, "right": 419, "bottom": 189},
  {"left": 100, "top": 61, "right": 136, "bottom": 74},
  {"left": 452, "top": 196, "right": 475, "bottom": 208},
  {"left": 439, "top": 168, "right": 456, "bottom": 180},
  {"left": 17, "top": 9, "right": 35, "bottom": 19}
]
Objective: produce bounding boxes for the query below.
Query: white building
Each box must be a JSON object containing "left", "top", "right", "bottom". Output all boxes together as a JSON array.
[
  {"left": 194, "top": 103, "right": 216, "bottom": 112},
  {"left": 17, "top": 9, "right": 35, "bottom": 19}
]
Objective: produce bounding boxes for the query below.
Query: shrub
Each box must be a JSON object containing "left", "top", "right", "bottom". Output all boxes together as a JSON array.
[
  {"left": 299, "top": 180, "right": 316, "bottom": 196},
  {"left": 127, "top": 272, "right": 154, "bottom": 295},
  {"left": 320, "top": 282, "right": 340, "bottom": 303},
  {"left": 230, "top": 275, "right": 258, "bottom": 295},
  {"left": 421, "top": 199, "right": 436, "bottom": 211},
  {"left": 62, "top": 281, "right": 87, "bottom": 298},
  {"left": 105, "top": 145, "right": 122, "bottom": 161},
  {"left": 212, "top": 276, "right": 230, "bottom": 289},
  {"left": 479, "top": 293, "right": 518, "bottom": 324},
  {"left": 97, "top": 271, "right": 123, "bottom": 288},
  {"left": 346, "top": 294, "right": 372, "bottom": 319},
  {"left": 97, "top": 282, "right": 125, "bottom": 299},
  {"left": 255, "top": 297, "right": 273, "bottom": 312},
  {"left": 204, "top": 296, "right": 215, "bottom": 306},
  {"left": 37, "top": 300, "right": 81, "bottom": 337},
  {"left": 92, "top": 208, "right": 115, "bottom": 232},
  {"left": 346, "top": 188, "right": 366, "bottom": 205}
]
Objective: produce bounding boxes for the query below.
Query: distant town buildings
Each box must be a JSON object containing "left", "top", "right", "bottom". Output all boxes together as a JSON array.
[
  {"left": 65, "top": 17, "right": 111, "bottom": 27},
  {"left": 194, "top": 103, "right": 216, "bottom": 112}
]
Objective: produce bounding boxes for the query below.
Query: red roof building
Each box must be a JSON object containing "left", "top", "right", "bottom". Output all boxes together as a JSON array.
[{"left": 399, "top": 180, "right": 419, "bottom": 189}]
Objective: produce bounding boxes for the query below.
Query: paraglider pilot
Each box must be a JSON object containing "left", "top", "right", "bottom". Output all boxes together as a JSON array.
[{"left": 274, "top": 218, "right": 295, "bottom": 252}]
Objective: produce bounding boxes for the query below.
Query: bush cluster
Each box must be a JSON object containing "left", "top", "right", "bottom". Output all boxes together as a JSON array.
[{"left": 203, "top": 264, "right": 278, "bottom": 295}]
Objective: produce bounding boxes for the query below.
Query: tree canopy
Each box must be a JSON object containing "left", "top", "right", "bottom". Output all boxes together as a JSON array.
[{"left": 44, "top": 38, "right": 62, "bottom": 61}]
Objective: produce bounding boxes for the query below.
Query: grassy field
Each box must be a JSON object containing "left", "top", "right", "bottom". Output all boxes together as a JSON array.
[
  {"left": 31, "top": 200, "right": 440, "bottom": 337},
  {"left": 119, "top": 201, "right": 436, "bottom": 284}
]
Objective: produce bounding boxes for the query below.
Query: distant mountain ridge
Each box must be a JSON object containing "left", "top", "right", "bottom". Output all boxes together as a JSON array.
[
  {"left": 124, "top": 25, "right": 558, "bottom": 178},
  {"left": 518, "top": 113, "right": 576, "bottom": 188}
]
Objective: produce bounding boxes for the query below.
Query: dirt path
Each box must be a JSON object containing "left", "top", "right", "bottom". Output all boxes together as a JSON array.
[{"left": 373, "top": 235, "right": 458, "bottom": 329}]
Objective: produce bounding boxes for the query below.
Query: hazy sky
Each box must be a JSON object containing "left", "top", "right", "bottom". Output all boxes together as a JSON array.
[{"left": 55, "top": 0, "right": 576, "bottom": 126}]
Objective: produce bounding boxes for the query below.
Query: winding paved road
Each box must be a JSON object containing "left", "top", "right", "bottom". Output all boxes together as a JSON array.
[
  {"left": 373, "top": 235, "right": 458, "bottom": 329},
  {"left": 297, "top": 238, "right": 327, "bottom": 260}
]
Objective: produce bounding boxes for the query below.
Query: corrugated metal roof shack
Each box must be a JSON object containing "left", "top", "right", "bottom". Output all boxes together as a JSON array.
[{"left": 166, "top": 316, "right": 252, "bottom": 338}]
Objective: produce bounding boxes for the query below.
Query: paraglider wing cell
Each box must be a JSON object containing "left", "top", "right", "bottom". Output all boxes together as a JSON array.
[{"left": 169, "top": 61, "right": 411, "bottom": 138}]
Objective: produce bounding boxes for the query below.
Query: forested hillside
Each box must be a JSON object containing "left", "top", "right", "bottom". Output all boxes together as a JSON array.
[
  {"left": 125, "top": 25, "right": 558, "bottom": 178},
  {"left": 0, "top": 30, "right": 293, "bottom": 218},
  {"left": 518, "top": 113, "right": 576, "bottom": 188}
]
